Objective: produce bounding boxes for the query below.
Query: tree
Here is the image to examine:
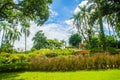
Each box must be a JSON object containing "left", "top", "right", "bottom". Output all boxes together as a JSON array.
[
  {"left": 72, "top": 12, "right": 87, "bottom": 42},
  {"left": 10, "top": 27, "right": 21, "bottom": 47},
  {"left": 32, "top": 30, "right": 47, "bottom": 50},
  {"left": 69, "top": 33, "right": 82, "bottom": 48},
  {"left": 0, "top": 21, "right": 11, "bottom": 47},
  {"left": 0, "top": 0, "right": 52, "bottom": 26},
  {"left": 21, "top": 25, "right": 30, "bottom": 52},
  {"left": 88, "top": 0, "right": 106, "bottom": 51},
  {"left": 105, "top": 35, "right": 116, "bottom": 48}
]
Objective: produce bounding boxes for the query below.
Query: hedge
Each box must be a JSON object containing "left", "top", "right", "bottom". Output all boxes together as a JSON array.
[{"left": 0, "top": 53, "right": 120, "bottom": 72}]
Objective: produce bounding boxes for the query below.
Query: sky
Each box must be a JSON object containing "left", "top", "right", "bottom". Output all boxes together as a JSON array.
[{"left": 14, "top": 0, "right": 84, "bottom": 50}]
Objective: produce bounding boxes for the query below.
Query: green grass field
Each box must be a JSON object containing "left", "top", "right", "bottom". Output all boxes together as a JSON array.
[{"left": 0, "top": 69, "right": 120, "bottom": 80}]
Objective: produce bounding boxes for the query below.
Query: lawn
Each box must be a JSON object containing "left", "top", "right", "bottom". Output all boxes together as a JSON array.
[{"left": 0, "top": 69, "right": 120, "bottom": 80}]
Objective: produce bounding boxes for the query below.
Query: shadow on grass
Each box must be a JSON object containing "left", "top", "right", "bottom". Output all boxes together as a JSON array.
[{"left": 0, "top": 71, "right": 25, "bottom": 80}]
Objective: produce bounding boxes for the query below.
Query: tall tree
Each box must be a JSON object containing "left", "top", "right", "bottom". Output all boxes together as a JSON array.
[
  {"left": 0, "top": 21, "right": 11, "bottom": 47},
  {"left": 72, "top": 5, "right": 95, "bottom": 48},
  {"left": 21, "top": 23, "right": 30, "bottom": 52},
  {"left": 88, "top": 0, "right": 106, "bottom": 51},
  {"left": 72, "top": 12, "right": 87, "bottom": 42},
  {"left": 10, "top": 27, "right": 21, "bottom": 46},
  {"left": 32, "top": 30, "right": 47, "bottom": 50}
]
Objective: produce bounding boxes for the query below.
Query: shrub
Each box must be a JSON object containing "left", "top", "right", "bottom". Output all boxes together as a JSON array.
[
  {"left": 0, "top": 53, "right": 29, "bottom": 72},
  {"left": 106, "top": 47, "right": 119, "bottom": 54},
  {"left": 45, "top": 52, "right": 58, "bottom": 58},
  {"left": 73, "top": 50, "right": 90, "bottom": 56},
  {"left": 52, "top": 49, "right": 73, "bottom": 55},
  {"left": 32, "top": 49, "right": 52, "bottom": 55},
  {"left": 27, "top": 53, "right": 120, "bottom": 71},
  {"left": 90, "top": 48, "right": 104, "bottom": 54},
  {"left": 1, "top": 53, "right": 120, "bottom": 72}
]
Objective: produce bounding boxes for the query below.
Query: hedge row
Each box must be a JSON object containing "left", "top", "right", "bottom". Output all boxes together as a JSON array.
[
  {"left": 0, "top": 53, "right": 120, "bottom": 72},
  {"left": 28, "top": 53, "right": 120, "bottom": 71}
]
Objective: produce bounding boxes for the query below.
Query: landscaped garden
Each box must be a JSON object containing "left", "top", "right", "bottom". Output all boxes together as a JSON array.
[{"left": 0, "top": 0, "right": 120, "bottom": 80}]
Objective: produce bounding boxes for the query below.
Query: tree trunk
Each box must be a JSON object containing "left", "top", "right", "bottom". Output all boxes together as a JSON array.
[
  {"left": 25, "top": 31, "right": 27, "bottom": 53},
  {"left": 97, "top": 1, "right": 106, "bottom": 51},
  {"left": 1, "top": 30, "right": 5, "bottom": 47},
  {"left": 77, "top": 23, "right": 87, "bottom": 43},
  {"left": 106, "top": 17, "right": 111, "bottom": 36}
]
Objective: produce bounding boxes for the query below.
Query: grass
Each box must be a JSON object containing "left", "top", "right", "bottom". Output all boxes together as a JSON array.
[{"left": 0, "top": 69, "right": 120, "bottom": 80}]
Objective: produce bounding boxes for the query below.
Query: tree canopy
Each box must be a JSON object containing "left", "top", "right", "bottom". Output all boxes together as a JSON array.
[
  {"left": 69, "top": 33, "right": 82, "bottom": 48},
  {"left": 0, "top": 0, "right": 52, "bottom": 26}
]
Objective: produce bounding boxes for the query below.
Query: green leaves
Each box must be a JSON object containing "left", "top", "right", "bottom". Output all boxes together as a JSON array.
[
  {"left": 69, "top": 33, "right": 82, "bottom": 48},
  {"left": 32, "top": 30, "right": 47, "bottom": 49},
  {"left": 0, "top": 0, "right": 52, "bottom": 25}
]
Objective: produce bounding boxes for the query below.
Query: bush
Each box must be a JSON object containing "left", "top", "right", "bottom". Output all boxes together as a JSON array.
[
  {"left": 106, "top": 47, "right": 119, "bottom": 54},
  {"left": 1, "top": 53, "right": 120, "bottom": 72},
  {"left": 45, "top": 52, "right": 58, "bottom": 58},
  {"left": 90, "top": 48, "right": 104, "bottom": 54},
  {"left": 0, "top": 53, "right": 29, "bottom": 72},
  {"left": 31, "top": 49, "right": 73, "bottom": 56},
  {"left": 52, "top": 49, "right": 73, "bottom": 55},
  {"left": 32, "top": 49, "right": 52, "bottom": 55},
  {"left": 27, "top": 53, "right": 120, "bottom": 71}
]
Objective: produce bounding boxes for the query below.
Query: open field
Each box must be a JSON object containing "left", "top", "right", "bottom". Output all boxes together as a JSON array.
[{"left": 0, "top": 69, "right": 120, "bottom": 80}]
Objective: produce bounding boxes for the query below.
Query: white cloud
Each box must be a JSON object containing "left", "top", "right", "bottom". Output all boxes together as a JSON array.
[
  {"left": 74, "top": 0, "right": 88, "bottom": 14},
  {"left": 65, "top": 19, "right": 74, "bottom": 26},
  {"left": 14, "top": 23, "right": 71, "bottom": 50},
  {"left": 66, "top": 0, "right": 89, "bottom": 26},
  {"left": 50, "top": 9, "right": 58, "bottom": 17}
]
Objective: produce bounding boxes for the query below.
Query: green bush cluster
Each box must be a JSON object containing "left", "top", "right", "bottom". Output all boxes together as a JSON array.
[
  {"left": 0, "top": 53, "right": 29, "bottom": 72},
  {"left": 0, "top": 52, "right": 120, "bottom": 72},
  {"left": 31, "top": 49, "right": 73, "bottom": 56}
]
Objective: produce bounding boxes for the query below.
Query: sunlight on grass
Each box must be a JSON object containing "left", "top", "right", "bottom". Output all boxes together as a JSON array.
[{"left": 0, "top": 69, "right": 120, "bottom": 80}]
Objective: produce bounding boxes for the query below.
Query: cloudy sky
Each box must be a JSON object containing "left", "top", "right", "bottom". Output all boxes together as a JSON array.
[{"left": 14, "top": 0, "right": 85, "bottom": 50}]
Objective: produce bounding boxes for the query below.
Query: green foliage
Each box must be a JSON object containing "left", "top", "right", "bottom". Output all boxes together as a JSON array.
[
  {"left": 0, "top": 52, "right": 120, "bottom": 72},
  {"left": 0, "top": 53, "right": 29, "bottom": 72},
  {"left": 32, "top": 30, "right": 64, "bottom": 50},
  {"left": 31, "top": 48, "right": 37, "bottom": 52},
  {"left": 89, "top": 37, "right": 100, "bottom": 49},
  {"left": 105, "top": 35, "right": 117, "bottom": 48},
  {"left": 0, "top": 0, "right": 52, "bottom": 26},
  {"left": 45, "top": 52, "right": 58, "bottom": 58},
  {"left": 32, "top": 49, "right": 52, "bottom": 55},
  {"left": 52, "top": 49, "right": 73, "bottom": 55},
  {"left": 32, "top": 30, "right": 47, "bottom": 49},
  {"left": 31, "top": 49, "right": 73, "bottom": 56},
  {"left": 90, "top": 48, "right": 104, "bottom": 54},
  {"left": 0, "top": 40, "right": 14, "bottom": 53},
  {"left": 46, "top": 39, "right": 63, "bottom": 49},
  {"left": 69, "top": 33, "right": 82, "bottom": 48},
  {"left": 106, "top": 47, "right": 120, "bottom": 55}
]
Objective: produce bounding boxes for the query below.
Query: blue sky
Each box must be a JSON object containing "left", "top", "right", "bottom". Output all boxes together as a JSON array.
[{"left": 46, "top": 0, "right": 82, "bottom": 24}]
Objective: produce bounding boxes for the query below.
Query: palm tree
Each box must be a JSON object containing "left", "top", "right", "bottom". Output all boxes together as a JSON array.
[
  {"left": 10, "top": 27, "right": 21, "bottom": 46},
  {"left": 78, "top": 5, "right": 94, "bottom": 48},
  {"left": 21, "top": 26, "right": 30, "bottom": 53},
  {"left": 0, "top": 22, "right": 10, "bottom": 47},
  {"left": 72, "top": 5, "right": 95, "bottom": 48},
  {"left": 88, "top": 0, "right": 106, "bottom": 51},
  {"left": 72, "top": 12, "right": 87, "bottom": 42}
]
